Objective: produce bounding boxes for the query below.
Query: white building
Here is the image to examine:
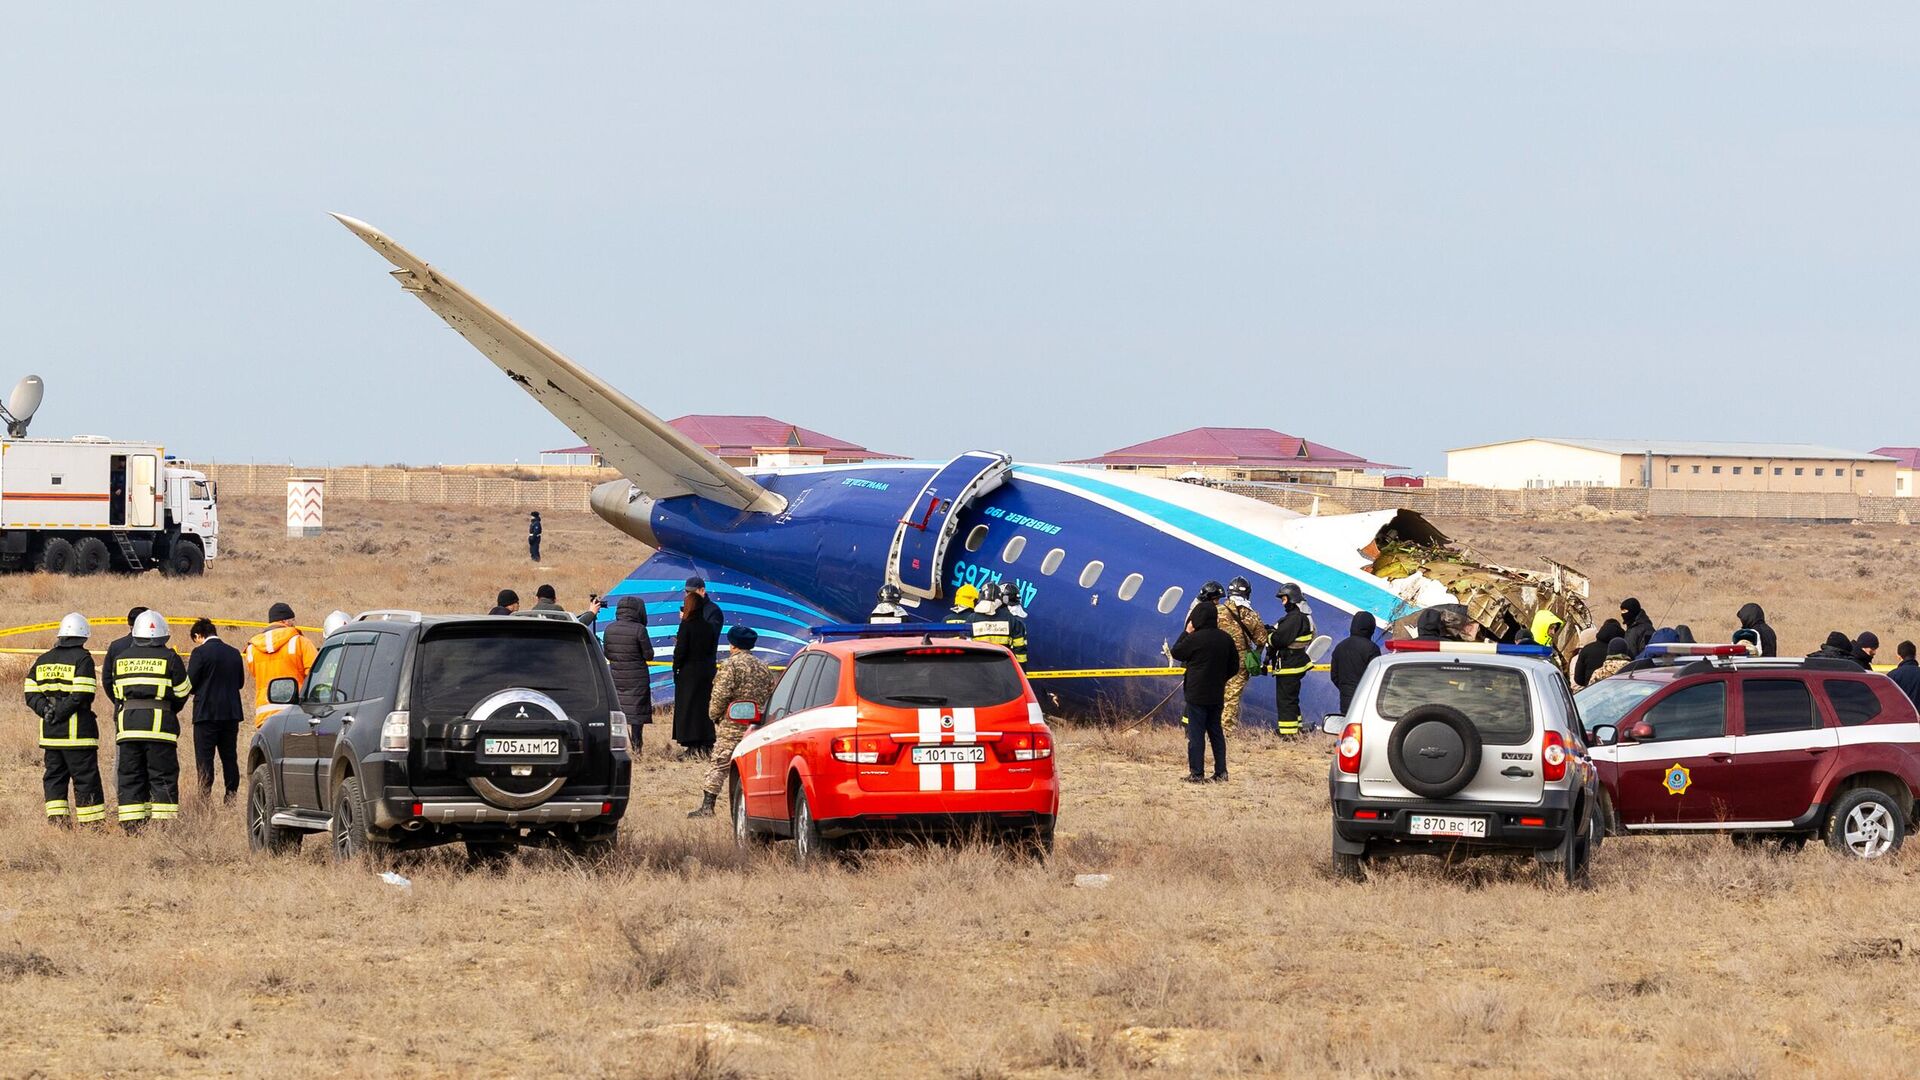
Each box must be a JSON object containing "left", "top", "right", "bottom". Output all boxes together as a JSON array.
[{"left": 1446, "top": 438, "right": 1897, "bottom": 494}]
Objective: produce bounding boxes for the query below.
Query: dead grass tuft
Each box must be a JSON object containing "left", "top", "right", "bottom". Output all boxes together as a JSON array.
[
  {"left": 0, "top": 950, "right": 60, "bottom": 980},
  {"left": 613, "top": 921, "right": 739, "bottom": 998}
]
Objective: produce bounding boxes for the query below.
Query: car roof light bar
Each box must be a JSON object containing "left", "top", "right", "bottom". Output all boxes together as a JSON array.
[
  {"left": 809, "top": 623, "right": 976, "bottom": 641},
  {"left": 1385, "top": 640, "right": 1554, "bottom": 657},
  {"left": 1643, "top": 643, "right": 1755, "bottom": 657}
]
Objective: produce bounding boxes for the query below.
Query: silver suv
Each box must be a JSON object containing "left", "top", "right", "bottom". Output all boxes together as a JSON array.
[{"left": 1327, "top": 642, "right": 1602, "bottom": 885}]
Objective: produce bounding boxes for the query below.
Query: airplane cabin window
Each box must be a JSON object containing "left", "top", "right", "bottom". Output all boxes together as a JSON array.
[
  {"left": 1117, "top": 573, "right": 1143, "bottom": 601},
  {"left": 1041, "top": 548, "right": 1066, "bottom": 576},
  {"left": 1001, "top": 535, "right": 1027, "bottom": 563},
  {"left": 964, "top": 525, "right": 988, "bottom": 552},
  {"left": 1157, "top": 586, "right": 1184, "bottom": 614},
  {"left": 1078, "top": 561, "right": 1104, "bottom": 588}
]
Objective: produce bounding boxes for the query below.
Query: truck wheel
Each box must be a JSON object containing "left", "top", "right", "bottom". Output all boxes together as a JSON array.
[
  {"left": 163, "top": 538, "right": 205, "bottom": 577},
  {"left": 38, "top": 538, "right": 75, "bottom": 575},
  {"left": 247, "top": 764, "right": 303, "bottom": 855},
  {"left": 72, "top": 537, "right": 112, "bottom": 576},
  {"left": 791, "top": 786, "right": 835, "bottom": 869},
  {"left": 731, "top": 770, "right": 765, "bottom": 849},
  {"left": 330, "top": 776, "right": 390, "bottom": 863}
]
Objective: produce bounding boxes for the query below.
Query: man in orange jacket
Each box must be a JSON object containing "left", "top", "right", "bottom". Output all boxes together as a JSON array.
[{"left": 244, "top": 603, "right": 316, "bottom": 726}]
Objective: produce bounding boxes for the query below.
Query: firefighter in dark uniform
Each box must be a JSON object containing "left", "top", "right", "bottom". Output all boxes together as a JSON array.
[
  {"left": 1265, "top": 583, "right": 1314, "bottom": 738},
  {"left": 996, "top": 581, "right": 1029, "bottom": 665},
  {"left": 25, "top": 613, "right": 105, "bottom": 826},
  {"left": 870, "top": 584, "right": 909, "bottom": 624},
  {"left": 109, "top": 611, "right": 192, "bottom": 830}
]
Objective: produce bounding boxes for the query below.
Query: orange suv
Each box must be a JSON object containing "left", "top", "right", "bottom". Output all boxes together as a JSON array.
[{"left": 727, "top": 627, "right": 1059, "bottom": 866}]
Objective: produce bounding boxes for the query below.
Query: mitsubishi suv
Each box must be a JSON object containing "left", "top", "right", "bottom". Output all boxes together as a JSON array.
[
  {"left": 1328, "top": 640, "right": 1603, "bottom": 885},
  {"left": 246, "top": 611, "right": 631, "bottom": 860}
]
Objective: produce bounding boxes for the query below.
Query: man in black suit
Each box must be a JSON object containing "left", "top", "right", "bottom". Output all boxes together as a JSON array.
[{"left": 186, "top": 618, "right": 247, "bottom": 803}]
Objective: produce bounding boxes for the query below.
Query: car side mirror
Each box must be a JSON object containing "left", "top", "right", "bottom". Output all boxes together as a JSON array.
[
  {"left": 267, "top": 677, "right": 299, "bottom": 705},
  {"left": 1591, "top": 724, "right": 1617, "bottom": 745},
  {"left": 1628, "top": 722, "right": 1655, "bottom": 742},
  {"left": 726, "top": 700, "right": 761, "bottom": 726}
]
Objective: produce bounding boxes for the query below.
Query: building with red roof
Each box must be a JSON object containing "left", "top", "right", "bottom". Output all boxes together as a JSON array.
[
  {"left": 1871, "top": 447, "right": 1920, "bottom": 497},
  {"left": 1065, "top": 427, "right": 1405, "bottom": 486},
  {"left": 542, "top": 415, "right": 904, "bottom": 469}
]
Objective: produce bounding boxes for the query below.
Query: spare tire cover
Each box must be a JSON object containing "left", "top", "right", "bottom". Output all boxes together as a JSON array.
[
  {"left": 465, "top": 688, "right": 570, "bottom": 810},
  {"left": 1386, "top": 704, "right": 1483, "bottom": 799}
]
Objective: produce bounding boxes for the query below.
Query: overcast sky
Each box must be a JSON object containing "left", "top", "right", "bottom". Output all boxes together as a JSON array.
[{"left": 3, "top": 5, "right": 1914, "bottom": 474}]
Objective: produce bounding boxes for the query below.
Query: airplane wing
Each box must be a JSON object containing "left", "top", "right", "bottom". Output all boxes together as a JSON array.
[{"left": 331, "top": 213, "right": 786, "bottom": 515}]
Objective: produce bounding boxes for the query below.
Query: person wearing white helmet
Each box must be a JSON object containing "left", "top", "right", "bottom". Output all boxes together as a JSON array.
[
  {"left": 107, "top": 611, "right": 192, "bottom": 830},
  {"left": 322, "top": 611, "right": 352, "bottom": 637},
  {"left": 24, "top": 613, "right": 105, "bottom": 826}
]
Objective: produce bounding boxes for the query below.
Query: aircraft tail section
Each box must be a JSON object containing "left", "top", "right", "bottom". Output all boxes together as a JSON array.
[
  {"left": 594, "top": 551, "right": 838, "bottom": 704},
  {"left": 331, "top": 214, "right": 786, "bottom": 515}
]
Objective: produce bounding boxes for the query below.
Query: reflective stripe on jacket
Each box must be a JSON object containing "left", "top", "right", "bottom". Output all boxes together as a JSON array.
[
  {"left": 25, "top": 644, "right": 100, "bottom": 748},
  {"left": 110, "top": 645, "right": 192, "bottom": 743}
]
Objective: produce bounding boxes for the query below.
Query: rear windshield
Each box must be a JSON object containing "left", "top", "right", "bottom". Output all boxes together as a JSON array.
[
  {"left": 415, "top": 625, "right": 609, "bottom": 719},
  {"left": 855, "top": 650, "right": 1025, "bottom": 709},
  {"left": 1376, "top": 662, "right": 1533, "bottom": 745},
  {"left": 1575, "top": 679, "right": 1662, "bottom": 736}
]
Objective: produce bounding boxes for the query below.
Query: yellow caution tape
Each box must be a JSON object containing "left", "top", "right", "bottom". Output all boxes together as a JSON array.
[{"left": 0, "top": 616, "right": 323, "bottom": 659}]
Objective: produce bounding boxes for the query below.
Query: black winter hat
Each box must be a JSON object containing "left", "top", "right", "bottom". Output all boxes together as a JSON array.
[
  {"left": 536, "top": 584, "right": 557, "bottom": 601},
  {"left": 268, "top": 602, "right": 295, "bottom": 622},
  {"left": 728, "top": 626, "right": 759, "bottom": 649},
  {"left": 1857, "top": 631, "right": 1880, "bottom": 649},
  {"left": 496, "top": 590, "right": 520, "bottom": 608}
]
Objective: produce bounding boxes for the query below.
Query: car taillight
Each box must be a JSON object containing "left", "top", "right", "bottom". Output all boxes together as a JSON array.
[
  {"left": 380, "top": 710, "right": 410, "bottom": 753},
  {"left": 1337, "top": 722, "right": 1362, "bottom": 774},
  {"left": 999, "top": 731, "right": 1054, "bottom": 762},
  {"left": 609, "top": 710, "right": 630, "bottom": 752},
  {"left": 831, "top": 736, "right": 900, "bottom": 764},
  {"left": 1542, "top": 730, "right": 1567, "bottom": 782}
]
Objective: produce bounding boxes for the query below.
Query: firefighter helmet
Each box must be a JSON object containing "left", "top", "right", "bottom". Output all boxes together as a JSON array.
[
  {"left": 133, "top": 610, "right": 170, "bottom": 643},
  {"left": 1197, "top": 580, "right": 1226, "bottom": 602},
  {"left": 1276, "top": 582, "right": 1303, "bottom": 604},
  {"left": 1227, "top": 577, "right": 1252, "bottom": 599},
  {"left": 877, "top": 584, "right": 902, "bottom": 605},
  {"left": 56, "top": 612, "right": 91, "bottom": 642},
  {"left": 323, "top": 610, "right": 352, "bottom": 636},
  {"left": 997, "top": 581, "right": 1022, "bottom": 606}
]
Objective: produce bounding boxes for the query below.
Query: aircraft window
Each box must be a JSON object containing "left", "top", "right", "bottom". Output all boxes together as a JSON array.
[
  {"left": 1001, "top": 535, "right": 1026, "bottom": 563},
  {"left": 1040, "top": 549, "right": 1066, "bottom": 576},
  {"left": 1078, "top": 561, "right": 1104, "bottom": 588},
  {"left": 1157, "top": 586, "right": 1184, "bottom": 614},
  {"left": 1117, "top": 573, "right": 1143, "bottom": 601},
  {"left": 964, "top": 525, "right": 988, "bottom": 552}
]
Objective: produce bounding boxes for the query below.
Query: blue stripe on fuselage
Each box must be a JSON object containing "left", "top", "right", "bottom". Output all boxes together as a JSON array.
[{"left": 1014, "top": 465, "right": 1402, "bottom": 619}]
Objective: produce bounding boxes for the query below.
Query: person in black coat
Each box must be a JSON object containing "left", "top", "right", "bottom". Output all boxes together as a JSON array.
[
  {"left": 185, "top": 618, "right": 247, "bottom": 802},
  {"left": 1809, "top": 631, "right": 1858, "bottom": 664},
  {"left": 1328, "top": 611, "right": 1380, "bottom": 716},
  {"left": 528, "top": 511, "right": 543, "bottom": 563},
  {"left": 671, "top": 578, "right": 726, "bottom": 758},
  {"left": 602, "top": 596, "right": 654, "bottom": 751},
  {"left": 1889, "top": 641, "right": 1920, "bottom": 709},
  {"left": 1572, "top": 618, "right": 1624, "bottom": 688},
  {"left": 1735, "top": 603, "right": 1777, "bottom": 657},
  {"left": 1618, "top": 598, "right": 1654, "bottom": 657},
  {"left": 1170, "top": 601, "right": 1238, "bottom": 783}
]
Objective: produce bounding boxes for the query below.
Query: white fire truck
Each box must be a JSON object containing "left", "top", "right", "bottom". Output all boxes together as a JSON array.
[{"left": 0, "top": 376, "right": 218, "bottom": 575}]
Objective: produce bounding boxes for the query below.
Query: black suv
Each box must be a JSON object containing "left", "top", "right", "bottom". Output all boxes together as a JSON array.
[{"left": 246, "top": 611, "right": 631, "bottom": 860}]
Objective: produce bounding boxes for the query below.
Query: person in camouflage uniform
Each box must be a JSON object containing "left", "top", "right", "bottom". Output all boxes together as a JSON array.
[
  {"left": 689, "top": 626, "right": 779, "bottom": 817},
  {"left": 1218, "top": 578, "right": 1266, "bottom": 733}
]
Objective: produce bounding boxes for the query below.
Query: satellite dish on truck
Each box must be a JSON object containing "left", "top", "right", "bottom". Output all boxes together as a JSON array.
[{"left": 2, "top": 376, "right": 43, "bottom": 438}]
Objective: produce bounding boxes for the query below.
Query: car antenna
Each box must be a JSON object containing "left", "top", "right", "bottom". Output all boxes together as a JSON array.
[{"left": 922, "top": 634, "right": 934, "bottom": 645}]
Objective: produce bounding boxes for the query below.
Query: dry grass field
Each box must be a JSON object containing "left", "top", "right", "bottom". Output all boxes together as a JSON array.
[{"left": 2, "top": 500, "right": 1918, "bottom": 1078}]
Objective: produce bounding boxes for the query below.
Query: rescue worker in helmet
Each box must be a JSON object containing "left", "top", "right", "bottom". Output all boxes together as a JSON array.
[
  {"left": 109, "top": 611, "right": 193, "bottom": 830},
  {"left": 996, "top": 581, "right": 1029, "bottom": 664},
  {"left": 969, "top": 582, "right": 1018, "bottom": 656},
  {"left": 25, "top": 613, "right": 104, "bottom": 827},
  {"left": 946, "top": 583, "right": 982, "bottom": 628},
  {"left": 870, "top": 584, "right": 909, "bottom": 625},
  {"left": 1216, "top": 578, "right": 1265, "bottom": 734},
  {"left": 1265, "top": 583, "right": 1314, "bottom": 738},
  {"left": 323, "top": 610, "right": 352, "bottom": 637}
]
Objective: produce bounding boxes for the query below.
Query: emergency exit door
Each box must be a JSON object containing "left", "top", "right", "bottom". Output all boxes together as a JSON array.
[{"left": 887, "top": 451, "right": 1012, "bottom": 600}]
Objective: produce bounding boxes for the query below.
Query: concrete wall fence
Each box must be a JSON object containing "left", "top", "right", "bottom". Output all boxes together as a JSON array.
[
  {"left": 201, "top": 464, "right": 1913, "bottom": 524},
  {"left": 203, "top": 465, "right": 595, "bottom": 513},
  {"left": 1223, "top": 482, "right": 1914, "bottom": 524}
]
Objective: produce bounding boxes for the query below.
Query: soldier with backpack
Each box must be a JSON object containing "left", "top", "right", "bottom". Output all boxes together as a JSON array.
[{"left": 1217, "top": 578, "right": 1267, "bottom": 734}]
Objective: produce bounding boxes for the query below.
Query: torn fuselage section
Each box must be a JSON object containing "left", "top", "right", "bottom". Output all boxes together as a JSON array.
[{"left": 1365, "top": 515, "right": 1592, "bottom": 662}]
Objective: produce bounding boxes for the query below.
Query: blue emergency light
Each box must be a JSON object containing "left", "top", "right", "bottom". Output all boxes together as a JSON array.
[
  {"left": 808, "top": 623, "right": 976, "bottom": 641},
  {"left": 1385, "top": 640, "right": 1555, "bottom": 657}
]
